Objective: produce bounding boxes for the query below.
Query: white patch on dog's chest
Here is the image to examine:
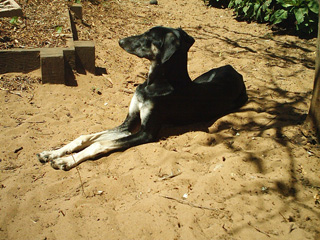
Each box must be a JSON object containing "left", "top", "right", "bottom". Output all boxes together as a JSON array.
[{"left": 129, "top": 92, "right": 153, "bottom": 123}]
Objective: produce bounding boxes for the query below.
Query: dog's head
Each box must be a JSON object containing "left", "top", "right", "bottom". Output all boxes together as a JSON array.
[{"left": 119, "top": 26, "right": 195, "bottom": 64}]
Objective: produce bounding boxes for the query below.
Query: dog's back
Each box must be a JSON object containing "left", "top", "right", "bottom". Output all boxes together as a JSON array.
[{"left": 142, "top": 65, "right": 247, "bottom": 125}]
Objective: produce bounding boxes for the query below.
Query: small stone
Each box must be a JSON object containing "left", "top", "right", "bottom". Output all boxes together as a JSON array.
[{"left": 150, "top": 0, "right": 158, "bottom": 5}]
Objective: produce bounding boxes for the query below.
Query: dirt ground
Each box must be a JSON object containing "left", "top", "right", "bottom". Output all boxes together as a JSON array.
[{"left": 1, "top": 0, "right": 320, "bottom": 239}]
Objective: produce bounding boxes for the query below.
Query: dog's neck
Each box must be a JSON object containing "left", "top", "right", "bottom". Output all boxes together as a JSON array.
[{"left": 147, "top": 50, "right": 191, "bottom": 88}]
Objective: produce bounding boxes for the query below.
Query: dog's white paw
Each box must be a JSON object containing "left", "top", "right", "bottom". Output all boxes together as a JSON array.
[
  {"left": 50, "top": 157, "right": 74, "bottom": 171},
  {"left": 37, "top": 151, "right": 58, "bottom": 163}
]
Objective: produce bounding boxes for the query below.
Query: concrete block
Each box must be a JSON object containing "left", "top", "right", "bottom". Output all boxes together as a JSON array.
[
  {"left": 74, "top": 40, "right": 95, "bottom": 74},
  {"left": 40, "top": 48, "right": 65, "bottom": 84}
]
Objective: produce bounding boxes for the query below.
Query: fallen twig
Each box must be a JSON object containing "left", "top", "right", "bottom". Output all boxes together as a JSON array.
[
  {"left": 279, "top": 212, "right": 288, "bottom": 222},
  {"left": 72, "top": 155, "right": 86, "bottom": 197},
  {"left": 159, "top": 194, "right": 219, "bottom": 211},
  {"left": 122, "top": 89, "right": 134, "bottom": 94},
  {"left": 14, "top": 147, "right": 23, "bottom": 153},
  {"left": 27, "top": 121, "right": 46, "bottom": 124},
  {"left": 102, "top": 74, "right": 113, "bottom": 86},
  {"left": 32, "top": 172, "right": 46, "bottom": 182},
  {"left": 248, "top": 222, "right": 270, "bottom": 238},
  {"left": 158, "top": 171, "right": 182, "bottom": 181},
  {"left": 59, "top": 210, "right": 66, "bottom": 217},
  {"left": 289, "top": 224, "right": 296, "bottom": 233}
]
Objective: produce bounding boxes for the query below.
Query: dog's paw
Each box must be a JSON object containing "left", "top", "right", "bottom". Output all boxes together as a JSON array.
[
  {"left": 37, "top": 150, "right": 63, "bottom": 163},
  {"left": 50, "top": 157, "right": 73, "bottom": 171},
  {"left": 37, "top": 151, "right": 55, "bottom": 163}
]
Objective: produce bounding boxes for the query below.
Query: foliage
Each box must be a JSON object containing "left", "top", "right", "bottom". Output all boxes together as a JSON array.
[
  {"left": 9, "top": 16, "right": 18, "bottom": 25},
  {"left": 55, "top": 26, "right": 63, "bottom": 34},
  {"left": 272, "top": 0, "right": 319, "bottom": 34},
  {"left": 203, "top": 0, "right": 230, "bottom": 8},
  {"left": 205, "top": 0, "right": 319, "bottom": 36}
]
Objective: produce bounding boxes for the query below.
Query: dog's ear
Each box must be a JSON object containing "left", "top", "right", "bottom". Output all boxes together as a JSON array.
[
  {"left": 177, "top": 28, "right": 195, "bottom": 50},
  {"left": 160, "top": 29, "right": 195, "bottom": 64},
  {"left": 161, "top": 32, "right": 180, "bottom": 64}
]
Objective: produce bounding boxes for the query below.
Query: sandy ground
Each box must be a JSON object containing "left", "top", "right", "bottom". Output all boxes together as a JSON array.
[{"left": 1, "top": 0, "right": 320, "bottom": 239}]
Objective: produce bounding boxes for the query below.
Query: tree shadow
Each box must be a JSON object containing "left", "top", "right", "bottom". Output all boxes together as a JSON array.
[
  {"left": 186, "top": 25, "right": 316, "bottom": 70},
  {"left": 183, "top": 24, "right": 319, "bottom": 236}
]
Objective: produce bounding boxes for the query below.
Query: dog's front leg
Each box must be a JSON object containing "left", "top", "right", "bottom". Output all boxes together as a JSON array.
[
  {"left": 50, "top": 140, "right": 115, "bottom": 170},
  {"left": 37, "top": 113, "right": 139, "bottom": 163},
  {"left": 37, "top": 130, "right": 126, "bottom": 163},
  {"left": 51, "top": 108, "right": 159, "bottom": 171},
  {"left": 50, "top": 129, "right": 155, "bottom": 170}
]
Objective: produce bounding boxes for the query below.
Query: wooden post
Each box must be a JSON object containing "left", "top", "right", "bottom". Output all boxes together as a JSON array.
[
  {"left": 40, "top": 48, "right": 65, "bottom": 84},
  {"left": 305, "top": 6, "right": 320, "bottom": 141}
]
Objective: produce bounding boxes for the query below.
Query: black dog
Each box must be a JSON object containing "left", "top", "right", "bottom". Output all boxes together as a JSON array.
[{"left": 37, "top": 26, "right": 247, "bottom": 170}]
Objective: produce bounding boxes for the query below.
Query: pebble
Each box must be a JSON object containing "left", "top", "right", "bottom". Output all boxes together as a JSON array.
[{"left": 150, "top": 0, "right": 158, "bottom": 5}]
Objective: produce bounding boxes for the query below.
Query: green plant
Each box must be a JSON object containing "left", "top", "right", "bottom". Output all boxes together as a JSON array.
[
  {"left": 228, "top": 0, "right": 274, "bottom": 22},
  {"left": 55, "top": 26, "right": 63, "bottom": 34},
  {"left": 273, "top": 0, "right": 319, "bottom": 34},
  {"left": 226, "top": 0, "right": 318, "bottom": 35},
  {"left": 203, "top": 0, "right": 230, "bottom": 8},
  {"left": 10, "top": 16, "right": 18, "bottom": 25}
]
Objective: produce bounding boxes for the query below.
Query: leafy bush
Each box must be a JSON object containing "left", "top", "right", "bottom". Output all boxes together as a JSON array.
[
  {"left": 203, "top": 0, "right": 230, "bottom": 8},
  {"left": 205, "top": 0, "right": 319, "bottom": 36},
  {"left": 271, "top": 0, "right": 319, "bottom": 35},
  {"left": 228, "top": 0, "right": 275, "bottom": 22}
]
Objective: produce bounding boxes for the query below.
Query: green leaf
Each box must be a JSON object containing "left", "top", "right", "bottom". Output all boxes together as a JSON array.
[
  {"left": 256, "top": 7, "right": 262, "bottom": 21},
  {"left": 271, "top": 9, "right": 288, "bottom": 24},
  {"left": 262, "top": 0, "right": 272, "bottom": 11},
  {"left": 243, "top": 5, "right": 250, "bottom": 15},
  {"left": 277, "top": 0, "right": 295, "bottom": 8},
  {"left": 10, "top": 16, "right": 18, "bottom": 25},
  {"left": 264, "top": 12, "right": 271, "bottom": 22},
  {"left": 308, "top": 0, "right": 319, "bottom": 14},
  {"left": 253, "top": 3, "right": 261, "bottom": 14},
  {"left": 294, "top": 7, "right": 308, "bottom": 24},
  {"left": 55, "top": 26, "right": 63, "bottom": 34},
  {"left": 228, "top": 0, "right": 235, "bottom": 8}
]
